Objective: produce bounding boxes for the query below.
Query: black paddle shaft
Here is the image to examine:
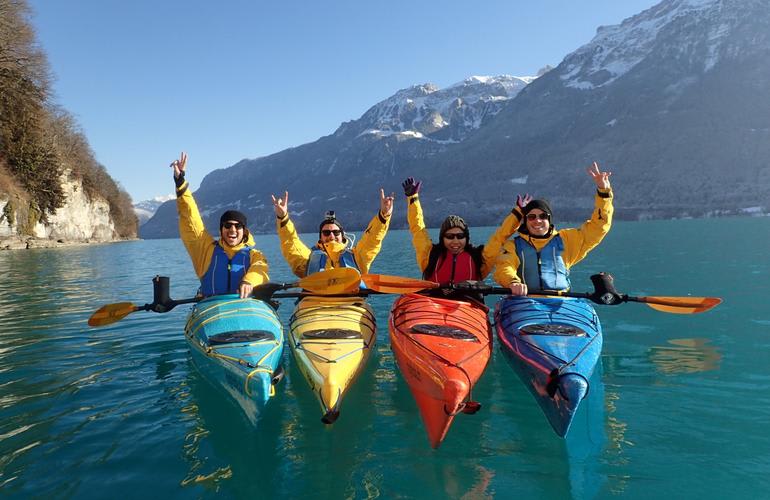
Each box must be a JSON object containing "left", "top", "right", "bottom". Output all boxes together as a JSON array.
[{"left": 450, "top": 273, "right": 628, "bottom": 307}]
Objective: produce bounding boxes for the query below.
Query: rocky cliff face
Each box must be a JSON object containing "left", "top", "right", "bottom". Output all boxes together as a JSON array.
[{"left": 0, "top": 172, "right": 117, "bottom": 248}]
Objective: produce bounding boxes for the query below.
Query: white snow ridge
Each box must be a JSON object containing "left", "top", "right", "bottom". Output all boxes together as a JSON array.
[{"left": 559, "top": 0, "right": 724, "bottom": 90}]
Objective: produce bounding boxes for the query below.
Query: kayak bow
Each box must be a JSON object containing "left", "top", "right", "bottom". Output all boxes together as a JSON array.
[
  {"left": 389, "top": 293, "right": 492, "bottom": 448},
  {"left": 495, "top": 295, "right": 603, "bottom": 437},
  {"left": 289, "top": 295, "right": 376, "bottom": 424},
  {"left": 185, "top": 295, "right": 284, "bottom": 424}
]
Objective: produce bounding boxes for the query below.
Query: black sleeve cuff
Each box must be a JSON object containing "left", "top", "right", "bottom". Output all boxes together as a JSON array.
[{"left": 174, "top": 172, "right": 186, "bottom": 188}]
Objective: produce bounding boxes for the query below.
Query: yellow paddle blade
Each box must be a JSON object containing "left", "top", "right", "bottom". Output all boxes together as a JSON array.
[
  {"left": 361, "top": 273, "right": 439, "bottom": 294},
  {"left": 88, "top": 302, "right": 139, "bottom": 327},
  {"left": 639, "top": 296, "right": 722, "bottom": 314},
  {"left": 297, "top": 267, "right": 361, "bottom": 294}
]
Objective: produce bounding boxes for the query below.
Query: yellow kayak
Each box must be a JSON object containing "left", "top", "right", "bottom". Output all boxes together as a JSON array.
[{"left": 289, "top": 295, "right": 376, "bottom": 424}]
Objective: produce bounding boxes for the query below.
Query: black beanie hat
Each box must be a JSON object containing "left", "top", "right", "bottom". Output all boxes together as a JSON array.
[
  {"left": 319, "top": 211, "right": 345, "bottom": 239},
  {"left": 519, "top": 199, "right": 553, "bottom": 235},
  {"left": 220, "top": 210, "right": 248, "bottom": 227},
  {"left": 522, "top": 199, "right": 553, "bottom": 217},
  {"left": 440, "top": 215, "right": 469, "bottom": 239}
]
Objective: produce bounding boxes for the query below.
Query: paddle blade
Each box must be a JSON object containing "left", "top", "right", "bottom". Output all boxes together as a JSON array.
[
  {"left": 298, "top": 267, "right": 361, "bottom": 294},
  {"left": 361, "top": 274, "right": 439, "bottom": 294},
  {"left": 637, "top": 296, "right": 722, "bottom": 314},
  {"left": 88, "top": 302, "right": 139, "bottom": 327}
]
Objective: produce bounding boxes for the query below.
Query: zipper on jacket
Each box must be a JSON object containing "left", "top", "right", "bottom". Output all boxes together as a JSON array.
[
  {"left": 536, "top": 251, "right": 544, "bottom": 290},
  {"left": 450, "top": 254, "right": 458, "bottom": 285}
]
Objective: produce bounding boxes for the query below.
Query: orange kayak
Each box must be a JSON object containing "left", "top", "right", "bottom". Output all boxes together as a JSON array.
[{"left": 388, "top": 293, "right": 492, "bottom": 448}]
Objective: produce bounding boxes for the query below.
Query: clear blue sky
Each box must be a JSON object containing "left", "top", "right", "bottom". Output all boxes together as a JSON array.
[{"left": 28, "top": 0, "right": 659, "bottom": 203}]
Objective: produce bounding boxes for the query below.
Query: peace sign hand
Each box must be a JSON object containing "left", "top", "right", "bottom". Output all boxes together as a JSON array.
[
  {"left": 516, "top": 193, "right": 532, "bottom": 210},
  {"left": 587, "top": 161, "right": 612, "bottom": 190},
  {"left": 380, "top": 188, "right": 395, "bottom": 217},
  {"left": 271, "top": 191, "right": 289, "bottom": 218},
  {"left": 169, "top": 152, "right": 187, "bottom": 180}
]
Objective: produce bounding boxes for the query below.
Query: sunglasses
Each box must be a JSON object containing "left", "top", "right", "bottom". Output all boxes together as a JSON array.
[
  {"left": 443, "top": 233, "right": 466, "bottom": 240},
  {"left": 221, "top": 222, "right": 244, "bottom": 230},
  {"left": 321, "top": 229, "right": 342, "bottom": 237},
  {"left": 526, "top": 213, "right": 550, "bottom": 221}
]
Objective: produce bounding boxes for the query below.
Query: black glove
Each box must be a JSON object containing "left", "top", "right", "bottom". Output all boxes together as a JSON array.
[
  {"left": 173, "top": 170, "right": 185, "bottom": 188},
  {"left": 402, "top": 177, "right": 422, "bottom": 197}
]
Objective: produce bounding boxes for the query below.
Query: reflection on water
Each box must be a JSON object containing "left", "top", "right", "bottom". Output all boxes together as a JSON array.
[
  {"left": 604, "top": 389, "right": 632, "bottom": 496},
  {"left": 1, "top": 218, "right": 769, "bottom": 498},
  {"left": 649, "top": 338, "right": 721, "bottom": 374}
]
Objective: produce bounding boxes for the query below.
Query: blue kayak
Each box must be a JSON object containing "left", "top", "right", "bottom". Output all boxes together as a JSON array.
[
  {"left": 184, "top": 295, "right": 284, "bottom": 424},
  {"left": 494, "top": 296, "right": 602, "bottom": 437}
]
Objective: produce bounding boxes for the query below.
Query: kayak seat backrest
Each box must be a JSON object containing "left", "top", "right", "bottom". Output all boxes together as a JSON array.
[
  {"left": 520, "top": 324, "right": 586, "bottom": 337},
  {"left": 208, "top": 330, "right": 276, "bottom": 345},
  {"left": 303, "top": 328, "right": 363, "bottom": 340},
  {"left": 410, "top": 324, "right": 479, "bottom": 342}
]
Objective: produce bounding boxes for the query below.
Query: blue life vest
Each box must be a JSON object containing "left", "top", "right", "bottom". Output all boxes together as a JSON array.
[
  {"left": 199, "top": 242, "right": 252, "bottom": 296},
  {"left": 306, "top": 245, "right": 360, "bottom": 274},
  {"left": 513, "top": 235, "right": 570, "bottom": 291},
  {"left": 306, "top": 245, "right": 365, "bottom": 288}
]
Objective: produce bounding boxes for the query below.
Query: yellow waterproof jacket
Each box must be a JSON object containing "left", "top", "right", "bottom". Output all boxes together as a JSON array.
[
  {"left": 276, "top": 211, "right": 391, "bottom": 278},
  {"left": 406, "top": 194, "right": 522, "bottom": 278},
  {"left": 176, "top": 180, "right": 269, "bottom": 286},
  {"left": 493, "top": 189, "right": 614, "bottom": 287}
]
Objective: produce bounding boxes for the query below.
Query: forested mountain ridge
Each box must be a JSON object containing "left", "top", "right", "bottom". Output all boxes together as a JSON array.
[
  {"left": 0, "top": 0, "right": 136, "bottom": 246},
  {"left": 142, "top": 0, "right": 770, "bottom": 239}
]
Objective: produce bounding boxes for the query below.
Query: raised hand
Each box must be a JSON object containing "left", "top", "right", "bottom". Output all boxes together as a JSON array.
[
  {"left": 401, "top": 177, "right": 422, "bottom": 197},
  {"left": 169, "top": 152, "right": 187, "bottom": 180},
  {"left": 271, "top": 191, "right": 289, "bottom": 218},
  {"left": 516, "top": 193, "right": 532, "bottom": 210},
  {"left": 380, "top": 188, "right": 395, "bottom": 217},
  {"left": 587, "top": 161, "right": 612, "bottom": 190}
]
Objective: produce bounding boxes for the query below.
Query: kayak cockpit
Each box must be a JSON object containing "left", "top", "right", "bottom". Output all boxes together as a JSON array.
[{"left": 208, "top": 330, "right": 277, "bottom": 345}]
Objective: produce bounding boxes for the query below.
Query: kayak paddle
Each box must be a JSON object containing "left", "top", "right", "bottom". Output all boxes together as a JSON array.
[
  {"left": 251, "top": 267, "right": 362, "bottom": 299},
  {"left": 452, "top": 273, "right": 721, "bottom": 314},
  {"left": 90, "top": 268, "right": 364, "bottom": 327},
  {"left": 266, "top": 273, "right": 438, "bottom": 298},
  {"left": 88, "top": 276, "right": 199, "bottom": 327},
  {"left": 360, "top": 273, "right": 439, "bottom": 294}
]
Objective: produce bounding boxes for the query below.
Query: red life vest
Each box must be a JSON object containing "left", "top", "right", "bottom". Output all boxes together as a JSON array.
[{"left": 429, "top": 251, "right": 480, "bottom": 285}]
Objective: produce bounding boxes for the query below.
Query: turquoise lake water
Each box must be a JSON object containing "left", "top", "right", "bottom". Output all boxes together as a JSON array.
[{"left": 1, "top": 217, "right": 769, "bottom": 499}]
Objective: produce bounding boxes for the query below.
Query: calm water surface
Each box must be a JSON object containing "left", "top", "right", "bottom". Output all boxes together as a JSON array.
[{"left": 1, "top": 217, "right": 769, "bottom": 498}]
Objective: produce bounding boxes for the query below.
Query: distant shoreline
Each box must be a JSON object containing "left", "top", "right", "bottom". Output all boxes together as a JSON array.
[{"left": 0, "top": 236, "right": 137, "bottom": 251}]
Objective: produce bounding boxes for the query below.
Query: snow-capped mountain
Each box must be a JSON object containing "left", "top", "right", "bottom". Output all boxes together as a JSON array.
[
  {"left": 134, "top": 195, "right": 174, "bottom": 226},
  {"left": 560, "top": 0, "right": 728, "bottom": 89},
  {"left": 141, "top": 0, "right": 770, "bottom": 239},
  {"left": 341, "top": 75, "right": 535, "bottom": 143},
  {"left": 444, "top": 0, "right": 770, "bottom": 217},
  {"left": 141, "top": 75, "right": 537, "bottom": 238}
]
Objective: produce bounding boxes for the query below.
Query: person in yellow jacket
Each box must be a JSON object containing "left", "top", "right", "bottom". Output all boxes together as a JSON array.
[
  {"left": 171, "top": 152, "right": 269, "bottom": 298},
  {"left": 401, "top": 177, "right": 525, "bottom": 290},
  {"left": 494, "top": 162, "right": 613, "bottom": 295},
  {"left": 270, "top": 189, "right": 394, "bottom": 277}
]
